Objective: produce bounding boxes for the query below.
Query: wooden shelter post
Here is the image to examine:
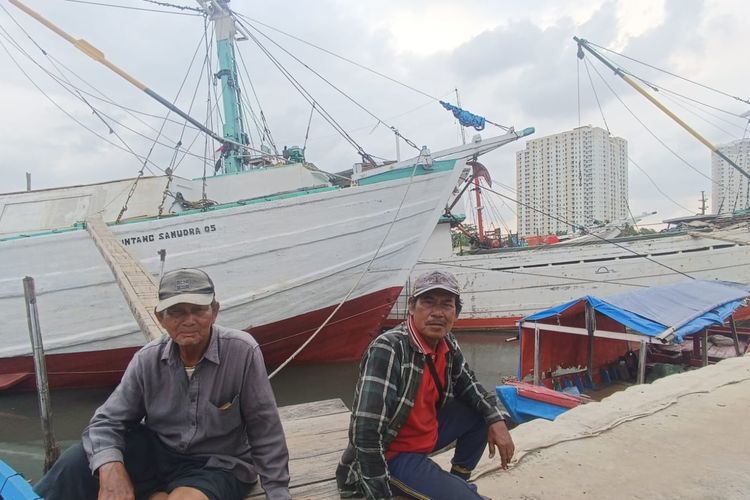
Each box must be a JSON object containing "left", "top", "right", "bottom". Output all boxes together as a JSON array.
[
  {"left": 728, "top": 315, "right": 742, "bottom": 357},
  {"left": 585, "top": 302, "right": 596, "bottom": 381},
  {"left": 637, "top": 340, "right": 647, "bottom": 384},
  {"left": 533, "top": 324, "right": 541, "bottom": 386},
  {"left": 701, "top": 331, "right": 709, "bottom": 367}
]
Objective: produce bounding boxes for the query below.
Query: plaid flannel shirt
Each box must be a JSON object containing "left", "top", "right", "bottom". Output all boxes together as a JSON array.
[{"left": 336, "top": 322, "right": 508, "bottom": 499}]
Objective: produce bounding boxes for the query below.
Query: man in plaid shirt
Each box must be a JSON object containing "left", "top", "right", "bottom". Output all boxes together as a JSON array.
[{"left": 336, "top": 270, "right": 514, "bottom": 499}]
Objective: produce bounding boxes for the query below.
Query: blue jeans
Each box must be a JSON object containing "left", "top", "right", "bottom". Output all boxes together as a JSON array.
[{"left": 387, "top": 400, "right": 487, "bottom": 499}]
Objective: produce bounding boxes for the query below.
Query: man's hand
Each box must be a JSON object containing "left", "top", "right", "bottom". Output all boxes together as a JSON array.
[
  {"left": 487, "top": 420, "right": 515, "bottom": 469},
  {"left": 97, "top": 461, "right": 135, "bottom": 500}
]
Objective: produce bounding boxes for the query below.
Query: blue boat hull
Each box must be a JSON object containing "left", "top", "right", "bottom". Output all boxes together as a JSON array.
[
  {"left": 0, "top": 460, "right": 40, "bottom": 500},
  {"left": 496, "top": 385, "right": 572, "bottom": 424}
]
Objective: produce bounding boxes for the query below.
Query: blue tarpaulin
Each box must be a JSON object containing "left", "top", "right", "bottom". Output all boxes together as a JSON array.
[{"left": 522, "top": 280, "right": 750, "bottom": 343}]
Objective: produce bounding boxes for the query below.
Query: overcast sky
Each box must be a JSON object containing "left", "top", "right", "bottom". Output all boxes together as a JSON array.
[{"left": 0, "top": 0, "right": 748, "bottom": 231}]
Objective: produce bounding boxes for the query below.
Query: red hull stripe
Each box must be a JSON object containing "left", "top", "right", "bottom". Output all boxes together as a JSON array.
[{"left": 0, "top": 286, "right": 402, "bottom": 392}]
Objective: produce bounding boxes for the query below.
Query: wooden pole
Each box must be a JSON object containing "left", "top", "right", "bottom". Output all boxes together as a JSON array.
[
  {"left": 23, "top": 276, "right": 60, "bottom": 473},
  {"left": 533, "top": 324, "right": 541, "bottom": 386},
  {"left": 158, "top": 249, "right": 167, "bottom": 281},
  {"left": 585, "top": 302, "right": 596, "bottom": 380},
  {"left": 728, "top": 315, "right": 742, "bottom": 357},
  {"left": 702, "top": 330, "right": 709, "bottom": 367},
  {"left": 26, "top": 172, "right": 31, "bottom": 191},
  {"left": 637, "top": 340, "right": 647, "bottom": 384}
]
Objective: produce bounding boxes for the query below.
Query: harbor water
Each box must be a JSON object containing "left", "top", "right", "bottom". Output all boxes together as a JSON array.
[{"left": 0, "top": 330, "right": 518, "bottom": 483}]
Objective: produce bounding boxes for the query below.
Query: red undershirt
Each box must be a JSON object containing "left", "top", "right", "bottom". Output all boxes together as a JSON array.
[{"left": 385, "top": 318, "right": 448, "bottom": 460}]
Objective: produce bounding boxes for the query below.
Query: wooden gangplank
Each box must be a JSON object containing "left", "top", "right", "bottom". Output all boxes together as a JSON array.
[
  {"left": 248, "top": 398, "right": 351, "bottom": 499},
  {"left": 85, "top": 215, "right": 165, "bottom": 341}
]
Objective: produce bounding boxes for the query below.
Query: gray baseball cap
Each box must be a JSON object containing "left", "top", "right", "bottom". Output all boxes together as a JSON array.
[
  {"left": 155, "top": 268, "right": 215, "bottom": 312},
  {"left": 411, "top": 270, "right": 460, "bottom": 298}
]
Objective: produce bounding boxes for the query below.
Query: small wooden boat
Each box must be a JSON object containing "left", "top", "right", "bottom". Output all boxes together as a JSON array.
[
  {"left": 500, "top": 280, "right": 750, "bottom": 424},
  {"left": 496, "top": 381, "right": 587, "bottom": 424}
]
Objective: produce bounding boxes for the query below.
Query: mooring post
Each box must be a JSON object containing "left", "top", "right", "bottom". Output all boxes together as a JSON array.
[{"left": 23, "top": 276, "right": 60, "bottom": 473}]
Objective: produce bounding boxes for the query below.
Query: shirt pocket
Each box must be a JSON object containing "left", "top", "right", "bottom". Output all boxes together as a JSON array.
[{"left": 204, "top": 394, "right": 242, "bottom": 437}]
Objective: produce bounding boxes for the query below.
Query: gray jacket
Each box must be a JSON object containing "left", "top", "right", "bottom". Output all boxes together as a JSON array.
[{"left": 82, "top": 324, "right": 290, "bottom": 499}]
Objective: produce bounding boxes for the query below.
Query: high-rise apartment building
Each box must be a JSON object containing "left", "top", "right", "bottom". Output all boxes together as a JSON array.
[
  {"left": 516, "top": 126, "right": 628, "bottom": 237},
  {"left": 711, "top": 138, "right": 750, "bottom": 214}
]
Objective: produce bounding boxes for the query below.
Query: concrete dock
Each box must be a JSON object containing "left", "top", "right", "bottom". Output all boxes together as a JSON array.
[
  {"left": 447, "top": 354, "right": 750, "bottom": 499},
  {"left": 250, "top": 355, "right": 750, "bottom": 499}
]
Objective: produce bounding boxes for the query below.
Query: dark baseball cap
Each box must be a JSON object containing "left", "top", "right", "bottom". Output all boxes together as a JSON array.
[
  {"left": 155, "top": 268, "right": 215, "bottom": 312},
  {"left": 411, "top": 270, "right": 460, "bottom": 298}
]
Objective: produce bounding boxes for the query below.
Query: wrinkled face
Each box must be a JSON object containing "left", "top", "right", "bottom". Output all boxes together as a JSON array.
[
  {"left": 157, "top": 302, "right": 220, "bottom": 351},
  {"left": 408, "top": 289, "right": 458, "bottom": 347}
]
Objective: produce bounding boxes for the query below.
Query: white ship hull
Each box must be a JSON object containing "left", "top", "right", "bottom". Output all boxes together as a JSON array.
[
  {"left": 387, "top": 224, "right": 750, "bottom": 329},
  {"left": 0, "top": 158, "right": 465, "bottom": 390}
]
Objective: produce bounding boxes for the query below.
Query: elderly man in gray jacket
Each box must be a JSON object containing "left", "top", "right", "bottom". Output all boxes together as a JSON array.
[{"left": 35, "top": 268, "right": 290, "bottom": 500}]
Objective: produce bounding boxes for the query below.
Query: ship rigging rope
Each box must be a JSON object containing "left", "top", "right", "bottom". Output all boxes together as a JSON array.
[
  {"left": 417, "top": 259, "right": 749, "bottom": 293},
  {"left": 234, "top": 22, "right": 379, "bottom": 164},
  {"left": 140, "top": 0, "right": 204, "bottom": 14},
  {"left": 62, "top": 0, "right": 202, "bottom": 16},
  {"left": 233, "top": 11, "right": 514, "bottom": 132},
  {"left": 120, "top": 25, "right": 209, "bottom": 221},
  {"left": 627, "top": 74, "right": 749, "bottom": 122},
  {"left": 0, "top": 9, "right": 163, "bottom": 170},
  {"left": 0, "top": 10, "right": 225, "bottom": 171},
  {"left": 579, "top": 55, "right": 695, "bottom": 214},
  {"left": 587, "top": 57, "right": 749, "bottom": 206},
  {"left": 235, "top": 45, "right": 280, "bottom": 156},
  {"left": 582, "top": 56, "right": 610, "bottom": 132},
  {"left": 160, "top": 23, "right": 214, "bottom": 214},
  {"left": 657, "top": 90, "right": 747, "bottom": 138},
  {"left": 268, "top": 161, "right": 425, "bottom": 378},
  {"left": 0, "top": 29, "right": 171, "bottom": 176},
  {"left": 585, "top": 58, "right": 722, "bottom": 187},
  {"left": 479, "top": 184, "right": 696, "bottom": 280},
  {"left": 586, "top": 40, "right": 750, "bottom": 107},
  {"left": 233, "top": 13, "right": 421, "bottom": 155}
]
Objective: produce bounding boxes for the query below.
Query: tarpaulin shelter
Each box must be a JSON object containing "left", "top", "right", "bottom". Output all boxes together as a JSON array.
[{"left": 518, "top": 280, "right": 750, "bottom": 386}]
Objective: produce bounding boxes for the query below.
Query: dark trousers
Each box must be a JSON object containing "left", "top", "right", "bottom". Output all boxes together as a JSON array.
[
  {"left": 387, "top": 400, "right": 487, "bottom": 499},
  {"left": 34, "top": 426, "right": 161, "bottom": 500},
  {"left": 33, "top": 426, "right": 250, "bottom": 500}
]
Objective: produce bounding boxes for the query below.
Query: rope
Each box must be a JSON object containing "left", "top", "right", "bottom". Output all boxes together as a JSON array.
[
  {"left": 234, "top": 13, "right": 421, "bottom": 155},
  {"left": 482, "top": 184, "right": 696, "bottom": 280},
  {"left": 587, "top": 40, "right": 750, "bottom": 106},
  {"left": 140, "top": 0, "right": 204, "bottom": 13},
  {"left": 578, "top": 57, "right": 693, "bottom": 215},
  {"left": 63, "top": 0, "right": 201, "bottom": 15},
  {"left": 233, "top": 12, "right": 514, "bottom": 131},
  {"left": 585, "top": 57, "right": 720, "bottom": 187},
  {"left": 269, "top": 159, "right": 425, "bottom": 378},
  {"left": 0, "top": 14, "right": 223, "bottom": 175},
  {"left": 303, "top": 103, "right": 316, "bottom": 152}
]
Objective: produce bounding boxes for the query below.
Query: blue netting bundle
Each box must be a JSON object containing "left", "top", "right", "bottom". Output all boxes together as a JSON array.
[{"left": 440, "top": 100, "right": 486, "bottom": 130}]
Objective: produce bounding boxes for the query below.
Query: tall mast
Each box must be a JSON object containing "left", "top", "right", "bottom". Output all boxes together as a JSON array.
[
  {"left": 205, "top": 1, "right": 246, "bottom": 174},
  {"left": 575, "top": 37, "right": 750, "bottom": 182}
]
